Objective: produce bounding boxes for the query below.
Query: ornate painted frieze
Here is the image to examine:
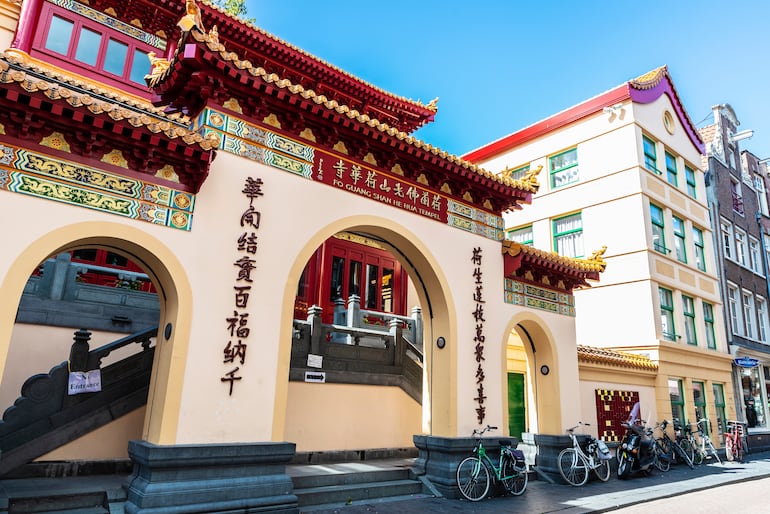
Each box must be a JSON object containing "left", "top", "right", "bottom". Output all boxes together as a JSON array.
[
  {"left": 504, "top": 278, "right": 575, "bottom": 317},
  {"left": 47, "top": 0, "right": 167, "bottom": 50},
  {"left": 0, "top": 142, "right": 194, "bottom": 230},
  {"left": 196, "top": 107, "right": 504, "bottom": 241}
]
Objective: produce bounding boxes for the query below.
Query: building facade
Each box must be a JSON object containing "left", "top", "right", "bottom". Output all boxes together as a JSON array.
[
  {"left": 701, "top": 104, "right": 770, "bottom": 449},
  {"left": 466, "top": 67, "right": 736, "bottom": 444}
]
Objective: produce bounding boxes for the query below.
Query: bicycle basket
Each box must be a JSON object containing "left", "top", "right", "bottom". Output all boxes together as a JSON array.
[
  {"left": 511, "top": 449, "right": 527, "bottom": 472},
  {"left": 596, "top": 439, "right": 612, "bottom": 461}
]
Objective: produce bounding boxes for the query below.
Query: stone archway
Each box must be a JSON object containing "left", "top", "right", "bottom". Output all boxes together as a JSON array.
[
  {"left": 273, "top": 216, "right": 458, "bottom": 451},
  {"left": 0, "top": 221, "right": 193, "bottom": 446}
]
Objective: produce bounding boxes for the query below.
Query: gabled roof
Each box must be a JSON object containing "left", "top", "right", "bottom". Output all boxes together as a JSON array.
[{"left": 464, "top": 66, "right": 705, "bottom": 163}]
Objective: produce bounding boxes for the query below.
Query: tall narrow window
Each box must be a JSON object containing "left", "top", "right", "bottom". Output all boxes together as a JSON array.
[
  {"left": 381, "top": 267, "right": 394, "bottom": 312},
  {"left": 728, "top": 284, "right": 742, "bottom": 336},
  {"left": 683, "top": 295, "right": 697, "bottom": 345},
  {"left": 693, "top": 381, "right": 707, "bottom": 424},
  {"left": 693, "top": 227, "right": 706, "bottom": 272},
  {"left": 365, "top": 263, "right": 379, "bottom": 309},
  {"left": 749, "top": 237, "right": 762, "bottom": 274},
  {"left": 743, "top": 292, "right": 756, "bottom": 339},
  {"left": 643, "top": 136, "right": 659, "bottom": 173},
  {"left": 650, "top": 204, "right": 667, "bottom": 254},
  {"left": 755, "top": 174, "right": 769, "bottom": 216},
  {"left": 507, "top": 225, "right": 533, "bottom": 246},
  {"left": 721, "top": 221, "right": 734, "bottom": 260},
  {"left": 659, "top": 287, "right": 676, "bottom": 341},
  {"left": 685, "top": 165, "right": 697, "bottom": 198},
  {"left": 549, "top": 148, "right": 579, "bottom": 188},
  {"left": 713, "top": 383, "right": 726, "bottom": 436},
  {"left": 669, "top": 379, "right": 686, "bottom": 426},
  {"left": 553, "top": 213, "right": 583, "bottom": 258},
  {"left": 757, "top": 297, "right": 769, "bottom": 343},
  {"left": 703, "top": 302, "right": 716, "bottom": 349},
  {"left": 665, "top": 152, "right": 678, "bottom": 187},
  {"left": 735, "top": 229, "right": 747, "bottom": 266},
  {"left": 731, "top": 178, "right": 744, "bottom": 215},
  {"left": 673, "top": 216, "right": 687, "bottom": 263}
]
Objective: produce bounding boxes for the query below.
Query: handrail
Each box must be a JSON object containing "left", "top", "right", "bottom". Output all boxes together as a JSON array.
[{"left": 90, "top": 325, "right": 157, "bottom": 367}]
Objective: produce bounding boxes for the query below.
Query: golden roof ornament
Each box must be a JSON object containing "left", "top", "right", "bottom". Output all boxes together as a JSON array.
[
  {"left": 521, "top": 164, "right": 542, "bottom": 188},
  {"left": 178, "top": 0, "right": 205, "bottom": 33},
  {"left": 144, "top": 52, "right": 170, "bottom": 87},
  {"left": 425, "top": 97, "right": 439, "bottom": 112},
  {"left": 587, "top": 246, "right": 608, "bottom": 271}
]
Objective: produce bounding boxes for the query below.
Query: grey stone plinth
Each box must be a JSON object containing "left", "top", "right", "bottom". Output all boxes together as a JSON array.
[
  {"left": 534, "top": 433, "right": 588, "bottom": 483},
  {"left": 413, "top": 434, "right": 518, "bottom": 499},
  {"left": 125, "top": 440, "right": 298, "bottom": 513}
]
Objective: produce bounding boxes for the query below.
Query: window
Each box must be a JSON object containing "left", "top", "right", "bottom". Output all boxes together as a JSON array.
[
  {"left": 750, "top": 237, "right": 762, "bottom": 274},
  {"left": 549, "top": 148, "right": 579, "bottom": 188},
  {"left": 735, "top": 228, "right": 747, "bottom": 266},
  {"left": 672, "top": 216, "right": 687, "bottom": 263},
  {"left": 703, "top": 301, "right": 716, "bottom": 349},
  {"left": 743, "top": 292, "right": 757, "bottom": 339},
  {"left": 713, "top": 383, "right": 726, "bottom": 436},
  {"left": 669, "top": 379, "right": 686, "bottom": 426},
  {"left": 650, "top": 204, "right": 667, "bottom": 254},
  {"left": 757, "top": 297, "right": 769, "bottom": 343},
  {"left": 665, "top": 152, "right": 678, "bottom": 187},
  {"left": 685, "top": 165, "right": 697, "bottom": 198},
  {"left": 755, "top": 175, "right": 769, "bottom": 216},
  {"left": 731, "top": 178, "right": 744, "bottom": 215},
  {"left": 683, "top": 295, "right": 697, "bottom": 345},
  {"left": 643, "top": 136, "right": 659, "bottom": 173},
  {"left": 721, "top": 221, "right": 734, "bottom": 260},
  {"left": 659, "top": 287, "right": 676, "bottom": 341},
  {"left": 553, "top": 213, "right": 583, "bottom": 257},
  {"left": 34, "top": 3, "right": 159, "bottom": 93},
  {"left": 693, "top": 382, "right": 707, "bottom": 425},
  {"left": 507, "top": 225, "right": 533, "bottom": 246},
  {"left": 765, "top": 235, "right": 770, "bottom": 273},
  {"left": 693, "top": 227, "right": 706, "bottom": 272},
  {"left": 728, "top": 285, "right": 742, "bottom": 336}
]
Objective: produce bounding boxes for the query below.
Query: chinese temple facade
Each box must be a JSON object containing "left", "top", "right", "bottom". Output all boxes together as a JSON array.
[{"left": 0, "top": 0, "right": 606, "bottom": 510}]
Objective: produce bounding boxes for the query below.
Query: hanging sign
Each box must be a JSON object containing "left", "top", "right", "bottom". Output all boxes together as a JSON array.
[
  {"left": 734, "top": 357, "right": 760, "bottom": 368},
  {"left": 68, "top": 369, "right": 102, "bottom": 395}
]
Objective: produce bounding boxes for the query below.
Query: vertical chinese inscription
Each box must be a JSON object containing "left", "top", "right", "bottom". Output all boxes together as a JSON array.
[
  {"left": 221, "top": 177, "right": 263, "bottom": 395},
  {"left": 471, "top": 247, "right": 486, "bottom": 425}
]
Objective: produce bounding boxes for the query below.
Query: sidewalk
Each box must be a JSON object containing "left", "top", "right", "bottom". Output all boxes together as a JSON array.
[{"left": 303, "top": 452, "right": 770, "bottom": 514}]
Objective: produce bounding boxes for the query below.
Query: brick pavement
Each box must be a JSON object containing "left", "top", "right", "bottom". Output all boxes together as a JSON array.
[{"left": 302, "top": 452, "right": 770, "bottom": 514}]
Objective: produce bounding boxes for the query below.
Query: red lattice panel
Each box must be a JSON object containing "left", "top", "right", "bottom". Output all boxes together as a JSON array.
[{"left": 595, "top": 389, "right": 639, "bottom": 442}]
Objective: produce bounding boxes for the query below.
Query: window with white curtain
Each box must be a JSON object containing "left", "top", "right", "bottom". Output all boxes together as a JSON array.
[
  {"left": 750, "top": 237, "right": 762, "bottom": 274},
  {"left": 735, "top": 228, "right": 747, "bottom": 266},
  {"left": 507, "top": 225, "right": 533, "bottom": 246},
  {"left": 743, "top": 292, "right": 757, "bottom": 339},
  {"left": 757, "top": 297, "right": 769, "bottom": 343},
  {"left": 552, "top": 213, "right": 583, "bottom": 258},
  {"left": 721, "top": 221, "right": 734, "bottom": 260},
  {"left": 727, "top": 284, "right": 742, "bottom": 336},
  {"left": 755, "top": 175, "right": 769, "bottom": 216}
]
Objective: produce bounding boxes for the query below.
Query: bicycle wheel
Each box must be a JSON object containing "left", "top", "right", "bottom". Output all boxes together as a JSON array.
[
  {"left": 617, "top": 452, "right": 632, "bottom": 479},
  {"left": 456, "top": 456, "right": 490, "bottom": 501},
  {"left": 594, "top": 457, "right": 611, "bottom": 482},
  {"left": 654, "top": 440, "right": 670, "bottom": 472},
  {"left": 707, "top": 440, "right": 722, "bottom": 465},
  {"left": 501, "top": 457, "right": 527, "bottom": 496},
  {"left": 672, "top": 441, "right": 694, "bottom": 469},
  {"left": 725, "top": 436, "right": 734, "bottom": 462},
  {"left": 678, "top": 437, "right": 695, "bottom": 464},
  {"left": 557, "top": 448, "right": 588, "bottom": 486},
  {"left": 690, "top": 440, "right": 704, "bottom": 465}
]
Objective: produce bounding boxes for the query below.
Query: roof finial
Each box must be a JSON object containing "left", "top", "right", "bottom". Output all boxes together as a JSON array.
[
  {"left": 178, "top": 0, "right": 205, "bottom": 33},
  {"left": 426, "top": 97, "right": 439, "bottom": 112}
]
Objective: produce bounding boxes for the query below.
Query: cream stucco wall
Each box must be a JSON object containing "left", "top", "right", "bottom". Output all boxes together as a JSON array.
[{"left": 0, "top": 0, "right": 18, "bottom": 50}]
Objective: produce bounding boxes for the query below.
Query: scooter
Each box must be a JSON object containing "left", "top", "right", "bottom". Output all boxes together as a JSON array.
[{"left": 617, "top": 421, "right": 659, "bottom": 479}]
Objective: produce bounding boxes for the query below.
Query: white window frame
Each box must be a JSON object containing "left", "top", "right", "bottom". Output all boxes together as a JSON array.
[
  {"left": 757, "top": 296, "right": 769, "bottom": 343},
  {"left": 507, "top": 225, "right": 533, "bottom": 246},
  {"left": 735, "top": 228, "right": 747, "bottom": 267},
  {"left": 743, "top": 291, "right": 757, "bottom": 340},
  {"left": 728, "top": 284, "right": 743, "bottom": 336},
  {"left": 755, "top": 175, "right": 769, "bottom": 216},
  {"left": 722, "top": 221, "right": 734, "bottom": 260},
  {"left": 750, "top": 236, "right": 763, "bottom": 274},
  {"left": 552, "top": 213, "right": 583, "bottom": 258}
]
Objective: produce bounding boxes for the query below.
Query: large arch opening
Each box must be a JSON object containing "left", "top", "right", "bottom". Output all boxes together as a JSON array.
[
  {"left": 0, "top": 222, "right": 193, "bottom": 473},
  {"left": 273, "top": 217, "right": 457, "bottom": 452}
]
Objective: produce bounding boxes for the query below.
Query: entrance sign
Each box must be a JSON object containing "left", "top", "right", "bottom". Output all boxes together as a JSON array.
[
  {"left": 307, "top": 354, "right": 323, "bottom": 368},
  {"left": 67, "top": 369, "right": 102, "bottom": 395},
  {"left": 304, "top": 371, "right": 326, "bottom": 383}
]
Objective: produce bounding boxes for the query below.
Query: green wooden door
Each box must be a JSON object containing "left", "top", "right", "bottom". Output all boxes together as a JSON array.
[{"left": 507, "top": 373, "right": 526, "bottom": 440}]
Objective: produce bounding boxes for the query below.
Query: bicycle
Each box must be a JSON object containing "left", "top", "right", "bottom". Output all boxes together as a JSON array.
[
  {"left": 725, "top": 420, "right": 747, "bottom": 462},
  {"left": 691, "top": 418, "right": 722, "bottom": 465},
  {"left": 654, "top": 419, "right": 693, "bottom": 469},
  {"left": 456, "top": 425, "right": 528, "bottom": 501},
  {"left": 557, "top": 422, "right": 612, "bottom": 486}
]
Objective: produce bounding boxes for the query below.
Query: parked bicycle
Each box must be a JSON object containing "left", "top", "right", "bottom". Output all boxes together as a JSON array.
[
  {"left": 654, "top": 419, "right": 693, "bottom": 469},
  {"left": 456, "top": 425, "right": 528, "bottom": 501},
  {"left": 689, "top": 418, "right": 721, "bottom": 465},
  {"left": 557, "top": 422, "right": 612, "bottom": 486},
  {"left": 725, "top": 420, "right": 748, "bottom": 462}
]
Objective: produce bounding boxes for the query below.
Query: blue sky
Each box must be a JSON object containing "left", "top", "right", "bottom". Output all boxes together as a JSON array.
[{"left": 248, "top": 1, "right": 770, "bottom": 161}]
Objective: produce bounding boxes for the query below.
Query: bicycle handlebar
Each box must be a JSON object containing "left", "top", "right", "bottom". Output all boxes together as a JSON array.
[{"left": 472, "top": 425, "right": 498, "bottom": 437}]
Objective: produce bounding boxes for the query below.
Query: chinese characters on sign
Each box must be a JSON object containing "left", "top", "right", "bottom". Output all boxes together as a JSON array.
[
  {"left": 221, "top": 177, "right": 263, "bottom": 395},
  {"left": 471, "top": 247, "right": 486, "bottom": 425}
]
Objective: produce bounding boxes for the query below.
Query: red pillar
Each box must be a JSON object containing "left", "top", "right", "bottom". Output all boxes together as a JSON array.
[{"left": 12, "top": 0, "right": 45, "bottom": 52}]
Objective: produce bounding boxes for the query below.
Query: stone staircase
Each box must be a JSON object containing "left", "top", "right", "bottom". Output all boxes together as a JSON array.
[{"left": 288, "top": 458, "right": 431, "bottom": 511}]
